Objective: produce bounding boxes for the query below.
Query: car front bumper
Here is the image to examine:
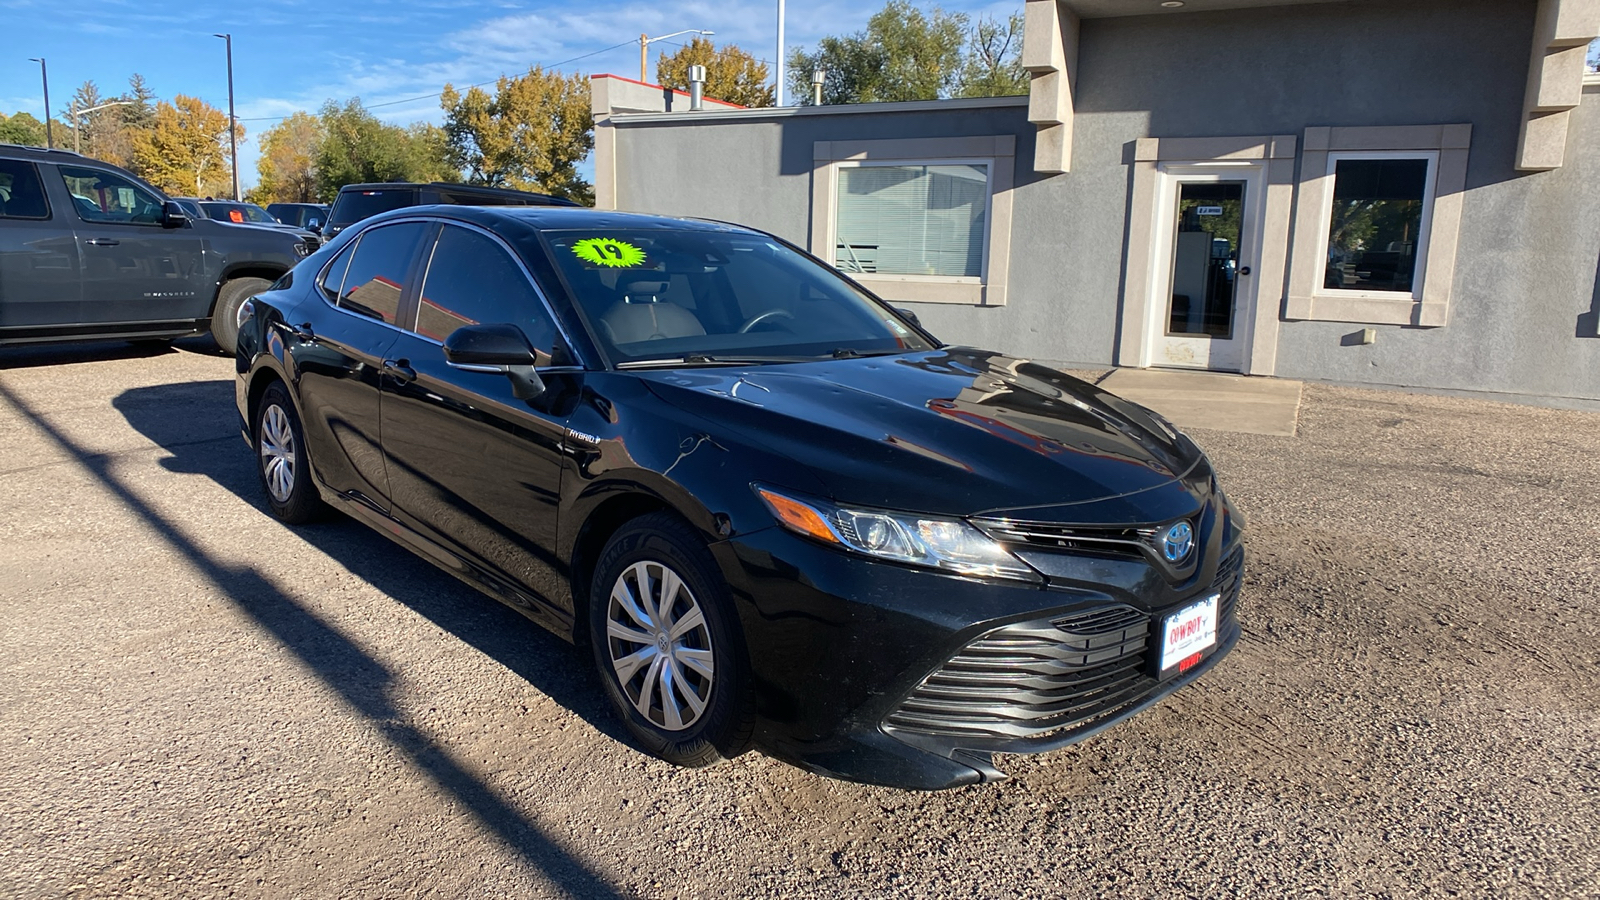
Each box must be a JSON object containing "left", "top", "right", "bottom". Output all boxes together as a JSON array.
[{"left": 714, "top": 525, "right": 1244, "bottom": 790}]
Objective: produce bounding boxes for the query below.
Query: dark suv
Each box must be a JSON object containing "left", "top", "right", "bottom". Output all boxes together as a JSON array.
[
  {"left": 323, "top": 182, "right": 579, "bottom": 239},
  {"left": 0, "top": 144, "right": 312, "bottom": 353}
]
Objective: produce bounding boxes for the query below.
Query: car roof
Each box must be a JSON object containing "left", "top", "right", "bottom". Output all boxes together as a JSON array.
[
  {"left": 0, "top": 143, "right": 90, "bottom": 162},
  {"left": 369, "top": 204, "right": 759, "bottom": 236},
  {"left": 335, "top": 181, "right": 577, "bottom": 205}
]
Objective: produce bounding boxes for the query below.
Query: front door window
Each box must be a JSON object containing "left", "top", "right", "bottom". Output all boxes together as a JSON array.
[{"left": 1166, "top": 181, "right": 1244, "bottom": 339}]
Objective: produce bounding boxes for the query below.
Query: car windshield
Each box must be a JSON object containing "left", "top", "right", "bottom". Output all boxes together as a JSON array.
[
  {"left": 330, "top": 190, "right": 411, "bottom": 225},
  {"left": 542, "top": 228, "right": 935, "bottom": 366},
  {"left": 202, "top": 202, "right": 276, "bottom": 224}
]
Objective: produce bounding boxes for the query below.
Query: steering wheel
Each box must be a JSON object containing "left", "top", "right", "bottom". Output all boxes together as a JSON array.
[{"left": 737, "top": 309, "right": 795, "bottom": 333}]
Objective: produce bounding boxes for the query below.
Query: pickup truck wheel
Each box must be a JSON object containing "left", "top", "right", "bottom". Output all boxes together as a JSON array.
[{"left": 212, "top": 277, "right": 272, "bottom": 354}]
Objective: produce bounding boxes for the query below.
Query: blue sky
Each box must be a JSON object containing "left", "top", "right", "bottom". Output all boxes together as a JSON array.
[{"left": 0, "top": 0, "right": 1020, "bottom": 189}]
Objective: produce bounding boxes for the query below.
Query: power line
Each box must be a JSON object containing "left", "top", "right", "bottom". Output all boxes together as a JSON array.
[{"left": 234, "top": 37, "right": 642, "bottom": 124}]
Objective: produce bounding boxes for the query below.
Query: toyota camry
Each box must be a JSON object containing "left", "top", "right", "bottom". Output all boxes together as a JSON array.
[{"left": 233, "top": 205, "right": 1245, "bottom": 790}]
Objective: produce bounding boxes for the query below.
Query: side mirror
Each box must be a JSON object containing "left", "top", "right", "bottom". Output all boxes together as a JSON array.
[
  {"left": 895, "top": 307, "right": 922, "bottom": 329},
  {"left": 443, "top": 323, "right": 545, "bottom": 400},
  {"left": 161, "top": 200, "right": 190, "bottom": 229},
  {"left": 306, "top": 221, "right": 322, "bottom": 234}
]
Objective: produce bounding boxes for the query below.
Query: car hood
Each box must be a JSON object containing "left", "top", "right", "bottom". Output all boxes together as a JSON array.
[{"left": 636, "top": 348, "right": 1209, "bottom": 524}]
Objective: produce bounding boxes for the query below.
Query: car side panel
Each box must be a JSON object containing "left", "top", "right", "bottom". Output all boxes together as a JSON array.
[{"left": 0, "top": 161, "right": 82, "bottom": 329}]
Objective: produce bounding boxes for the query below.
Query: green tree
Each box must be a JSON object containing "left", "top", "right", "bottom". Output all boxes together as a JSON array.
[
  {"left": 656, "top": 37, "right": 775, "bottom": 108},
  {"left": 0, "top": 112, "right": 47, "bottom": 146},
  {"left": 130, "top": 95, "right": 240, "bottom": 197},
  {"left": 254, "top": 111, "right": 323, "bottom": 203},
  {"left": 788, "top": 1, "right": 968, "bottom": 105},
  {"left": 440, "top": 67, "right": 593, "bottom": 204},
  {"left": 314, "top": 99, "right": 457, "bottom": 201},
  {"left": 956, "top": 13, "right": 1028, "bottom": 98}
]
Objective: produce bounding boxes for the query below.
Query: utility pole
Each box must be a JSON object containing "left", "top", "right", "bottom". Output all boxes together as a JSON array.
[
  {"left": 776, "top": 0, "right": 786, "bottom": 107},
  {"left": 637, "top": 30, "right": 714, "bottom": 84},
  {"left": 214, "top": 33, "right": 239, "bottom": 201},
  {"left": 72, "top": 100, "right": 134, "bottom": 155},
  {"left": 27, "top": 58, "right": 52, "bottom": 148}
]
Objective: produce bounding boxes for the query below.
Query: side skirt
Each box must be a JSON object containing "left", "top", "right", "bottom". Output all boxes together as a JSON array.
[{"left": 327, "top": 490, "right": 577, "bottom": 643}]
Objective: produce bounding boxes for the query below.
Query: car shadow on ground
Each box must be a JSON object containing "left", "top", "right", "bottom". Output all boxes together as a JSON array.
[
  {"left": 0, "top": 377, "right": 632, "bottom": 898},
  {"left": 0, "top": 335, "right": 229, "bottom": 369},
  {"left": 111, "top": 378, "right": 620, "bottom": 746}
]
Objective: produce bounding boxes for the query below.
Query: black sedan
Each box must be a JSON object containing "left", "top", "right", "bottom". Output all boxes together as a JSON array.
[{"left": 233, "top": 206, "right": 1244, "bottom": 790}]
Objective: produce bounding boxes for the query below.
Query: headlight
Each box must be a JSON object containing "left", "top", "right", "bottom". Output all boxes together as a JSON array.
[
  {"left": 292, "top": 241, "right": 312, "bottom": 258},
  {"left": 754, "top": 486, "right": 1039, "bottom": 582}
]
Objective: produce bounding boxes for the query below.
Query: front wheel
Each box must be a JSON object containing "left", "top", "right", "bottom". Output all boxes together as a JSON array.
[
  {"left": 254, "top": 381, "right": 324, "bottom": 524},
  {"left": 212, "top": 277, "right": 272, "bottom": 354},
  {"left": 589, "top": 513, "right": 754, "bottom": 767}
]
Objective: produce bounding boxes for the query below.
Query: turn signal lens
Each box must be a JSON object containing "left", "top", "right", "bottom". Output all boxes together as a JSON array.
[{"left": 756, "top": 487, "right": 840, "bottom": 545}]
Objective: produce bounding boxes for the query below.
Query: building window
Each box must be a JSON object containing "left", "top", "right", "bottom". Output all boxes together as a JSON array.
[
  {"left": 1285, "top": 124, "right": 1470, "bottom": 328},
  {"left": 811, "top": 136, "right": 1016, "bottom": 306},
  {"left": 834, "top": 162, "right": 989, "bottom": 279},
  {"left": 1320, "top": 154, "right": 1436, "bottom": 297}
]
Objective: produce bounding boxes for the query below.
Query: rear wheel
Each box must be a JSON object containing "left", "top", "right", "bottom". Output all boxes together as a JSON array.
[
  {"left": 254, "top": 381, "right": 323, "bottom": 524},
  {"left": 212, "top": 277, "right": 271, "bottom": 354},
  {"left": 589, "top": 513, "right": 754, "bottom": 767}
]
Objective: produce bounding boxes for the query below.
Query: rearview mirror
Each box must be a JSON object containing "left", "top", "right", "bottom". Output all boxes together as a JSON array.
[
  {"left": 443, "top": 323, "right": 545, "bottom": 400},
  {"left": 161, "top": 200, "right": 189, "bottom": 229}
]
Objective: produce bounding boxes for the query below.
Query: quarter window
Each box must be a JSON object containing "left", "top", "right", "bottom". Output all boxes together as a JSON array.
[
  {"left": 56, "top": 165, "right": 164, "bottom": 225},
  {"left": 0, "top": 159, "right": 50, "bottom": 219},
  {"left": 414, "top": 225, "right": 559, "bottom": 356},
  {"left": 336, "top": 222, "right": 428, "bottom": 324},
  {"left": 834, "top": 163, "right": 989, "bottom": 278},
  {"left": 1321, "top": 156, "right": 1434, "bottom": 295}
]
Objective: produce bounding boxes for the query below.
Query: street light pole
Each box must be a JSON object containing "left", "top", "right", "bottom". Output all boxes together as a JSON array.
[
  {"left": 214, "top": 33, "right": 239, "bottom": 201},
  {"left": 72, "top": 100, "right": 135, "bottom": 154},
  {"left": 27, "top": 58, "right": 52, "bottom": 148},
  {"left": 638, "top": 29, "right": 715, "bottom": 83}
]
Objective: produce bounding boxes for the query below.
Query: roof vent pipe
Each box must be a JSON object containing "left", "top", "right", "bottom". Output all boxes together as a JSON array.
[
  {"left": 812, "top": 68, "right": 826, "bottom": 105},
  {"left": 688, "top": 65, "right": 706, "bottom": 111}
]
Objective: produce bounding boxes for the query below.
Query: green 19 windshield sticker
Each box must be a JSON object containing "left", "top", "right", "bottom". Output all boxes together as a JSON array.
[{"left": 572, "top": 237, "right": 646, "bottom": 268}]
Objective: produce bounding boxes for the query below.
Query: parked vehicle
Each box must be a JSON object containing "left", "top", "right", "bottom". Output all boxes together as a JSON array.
[
  {"left": 0, "top": 144, "right": 312, "bottom": 351},
  {"left": 234, "top": 206, "right": 1244, "bottom": 790},
  {"left": 322, "top": 182, "right": 579, "bottom": 240},
  {"left": 267, "top": 202, "right": 330, "bottom": 232},
  {"left": 185, "top": 199, "right": 320, "bottom": 247}
]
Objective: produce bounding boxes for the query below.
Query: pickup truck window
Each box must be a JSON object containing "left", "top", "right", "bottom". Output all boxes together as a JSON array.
[
  {"left": 0, "top": 159, "right": 50, "bottom": 219},
  {"left": 57, "top": 165, "right": 163, "bottom": 226}
]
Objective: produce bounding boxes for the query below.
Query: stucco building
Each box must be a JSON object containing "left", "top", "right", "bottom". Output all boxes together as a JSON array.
[{"left": 592, "top": 0, "right": 1600, "bottom": 405}]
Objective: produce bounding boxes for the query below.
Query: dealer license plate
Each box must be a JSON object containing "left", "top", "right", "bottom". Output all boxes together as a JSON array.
[{"left": 1158, "top": 594, "right": 1219, "bottom": 675}]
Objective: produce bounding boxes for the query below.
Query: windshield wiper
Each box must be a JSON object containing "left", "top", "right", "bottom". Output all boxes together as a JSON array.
[
  {"left": 830, "top": 347, "right": 906, "bottom": 359},
  {"left": 616, "top": 354, "right": 810, "bottom": 370}
]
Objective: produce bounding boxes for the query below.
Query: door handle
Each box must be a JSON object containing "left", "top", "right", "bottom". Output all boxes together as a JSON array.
[
  {"left": 85, "top": 238, "right": 120, "bottom": 247},
  {"left": 282, "top": 321, "right": 315, "bottom": 341},
  {"left": 381, "top": 358, "right": 416, "bottom": 384}
]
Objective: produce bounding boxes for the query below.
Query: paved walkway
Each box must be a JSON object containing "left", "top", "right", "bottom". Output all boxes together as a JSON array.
[{"left": 1098, "top": 368, "right": 1303, "bottom": 436}]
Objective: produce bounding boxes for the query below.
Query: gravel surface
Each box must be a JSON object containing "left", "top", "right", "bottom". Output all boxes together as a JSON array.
[{"left": 1, "top": 341, "right": 1596, "bottom": 899}]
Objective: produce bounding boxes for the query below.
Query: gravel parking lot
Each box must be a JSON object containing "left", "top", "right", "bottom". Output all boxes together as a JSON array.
[{"left": 2, "top": 342, "right": 1597, "bottom": 898}]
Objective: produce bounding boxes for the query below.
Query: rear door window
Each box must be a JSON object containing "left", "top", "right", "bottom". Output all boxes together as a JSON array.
[
  {"left": 336, "top": 222, "right": 428, "bottom": 325},
  {"left": 0, "top": 159, "right": 50, "bottom": 219},
  {"left": 413, "top": 224, "right": 559, "bottom": 357}
]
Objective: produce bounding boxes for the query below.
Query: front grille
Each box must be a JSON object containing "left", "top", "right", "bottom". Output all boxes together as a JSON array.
[
  {"left": 886, "top": 547, "right": 1245, "bottom": 741},
  {"left": 972, "top": 518, "right": 1160, "bottom": 561}
]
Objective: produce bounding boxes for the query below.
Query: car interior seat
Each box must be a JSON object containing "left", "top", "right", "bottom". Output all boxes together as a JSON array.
[{"left": 600, "top": 275, "right": 706, "bottom": 344}]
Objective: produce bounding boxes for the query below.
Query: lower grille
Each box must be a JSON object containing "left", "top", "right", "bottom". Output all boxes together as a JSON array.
[{"left": 886, "top": 547, "right": 1245, "bottom": 741}]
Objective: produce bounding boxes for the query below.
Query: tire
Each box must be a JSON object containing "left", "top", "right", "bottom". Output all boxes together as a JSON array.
[
  {"left": 589, "top": 512, "right": 754, "bottom": 767},
  {"left": 254, "top": 381, "right": 324, "bottom": 524},
  {"left": 212, "top": 277, "right": 272, "bottom": 355}
]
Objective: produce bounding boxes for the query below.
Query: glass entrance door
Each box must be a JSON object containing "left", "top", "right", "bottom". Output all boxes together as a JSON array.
[{"left": 1152, "top": 171, "right": 1258, "bottom": 372}]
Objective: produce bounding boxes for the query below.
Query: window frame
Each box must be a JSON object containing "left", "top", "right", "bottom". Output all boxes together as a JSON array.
[
  {"left": 1285, "top": 124, "right": 1471, "bottom": 328},
  {"left": 829, "top": 158, "right": 994, "bottom": 286},
  {"left": 313, "top": 218, "right": 432, "bottom": 329},
  {"left": 1312, "top": 150, "right": 1440, "bottom": 303},
  {"left": 810, "top": 136, "right": 1016, "bottom": 306}
]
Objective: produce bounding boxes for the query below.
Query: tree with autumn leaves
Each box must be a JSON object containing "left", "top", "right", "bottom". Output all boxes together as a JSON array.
[
  {"left": 655, "top": 38, "right": 775, "bottom": 108},
  {"left": 130, "top": 95, "right": 242, "bottom": 198},
  {"left": 439, "top": 67, "right": 593, "bottom": 204}
]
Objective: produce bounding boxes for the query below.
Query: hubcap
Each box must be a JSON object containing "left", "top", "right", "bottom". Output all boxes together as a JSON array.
[
  {"left": 605, "top": 560, "right": 715, "bottom": 732},
  {"left": 259, "top": 404, "right": 297, "bottom": 503}
]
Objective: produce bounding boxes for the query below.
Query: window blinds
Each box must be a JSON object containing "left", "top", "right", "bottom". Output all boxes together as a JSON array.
[{"left": 835, "top": 164, "right": 988, "bottom": 277}]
